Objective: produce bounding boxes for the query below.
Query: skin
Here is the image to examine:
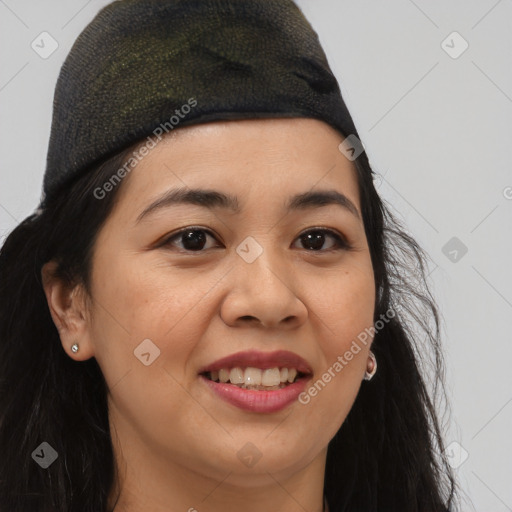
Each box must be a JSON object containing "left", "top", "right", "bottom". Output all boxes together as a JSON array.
[{"left": 42, "top": 118, "right": 376, "bottom": 512}]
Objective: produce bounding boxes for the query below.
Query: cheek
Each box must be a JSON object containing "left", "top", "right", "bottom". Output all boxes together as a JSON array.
[
  {"left": 90, "top": 246, "right": 375, "bottom": 390},
  {"left": 87, "top": 254, "right": 225, "bottom": 443},
  {"left": 298, "top": 263, "right": 375, "bottom": 429},
  {"left": 88, "top": 251, "right": 224, "bottom": 380},
  {"left": 310, "top": 262, "right": 375, "bottom": 345}
]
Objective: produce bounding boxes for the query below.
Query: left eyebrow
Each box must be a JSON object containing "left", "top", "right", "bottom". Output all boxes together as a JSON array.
[{"left": 135, "top": 187, "right": 361, "bottom": 224}]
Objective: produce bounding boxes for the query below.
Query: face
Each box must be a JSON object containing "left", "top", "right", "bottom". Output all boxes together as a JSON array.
[{"left": 66, "top": 118, "right": 375, "bottom": 491}]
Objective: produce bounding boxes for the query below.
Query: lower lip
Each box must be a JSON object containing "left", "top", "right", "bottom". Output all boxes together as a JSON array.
[{"left": 200, "top": 375, "right": 309, "bottom": 413}]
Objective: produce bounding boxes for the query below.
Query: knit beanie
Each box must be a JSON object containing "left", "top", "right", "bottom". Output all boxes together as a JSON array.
[{"left": 40, "top": 0, "right": 362, "bottom": 208}]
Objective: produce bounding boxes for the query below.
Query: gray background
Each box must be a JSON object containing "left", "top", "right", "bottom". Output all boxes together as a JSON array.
[{"left": 1, "top": 1, "right": 511, "bottom": 510}]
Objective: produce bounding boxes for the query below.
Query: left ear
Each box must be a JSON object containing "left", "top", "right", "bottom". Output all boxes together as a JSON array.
[{"left": 41, "top": 260, "right": 96, "bottom": 361}]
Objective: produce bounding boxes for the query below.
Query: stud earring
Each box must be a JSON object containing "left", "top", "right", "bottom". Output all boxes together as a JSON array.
[
  {"left": 364, "top": 350, "right": 377, "bottom": 381},
  {"left": 71, "top": 343, "right": 79, "bottom": 354}
]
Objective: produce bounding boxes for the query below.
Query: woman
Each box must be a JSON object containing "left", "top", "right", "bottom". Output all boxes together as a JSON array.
[{"left": 0, "top": 0, "right": 458, "bottom": 511}]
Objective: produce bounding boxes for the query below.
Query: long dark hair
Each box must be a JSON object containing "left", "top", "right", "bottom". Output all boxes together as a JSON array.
[{"left": 0, "top": 137, "right": 458, "bottom": 511}]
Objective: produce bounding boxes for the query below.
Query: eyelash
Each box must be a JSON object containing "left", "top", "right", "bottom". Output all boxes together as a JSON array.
[{"left": 160, "top": 226, "right": 353, "bottom": 254}]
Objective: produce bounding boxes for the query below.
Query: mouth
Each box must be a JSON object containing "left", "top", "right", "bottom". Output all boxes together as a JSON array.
[
  {"left": 198, "top": 350, "right": 313, "bottom": 413},
  {"left": 201, "top": 366, "right": 307, "bottom": 391}
]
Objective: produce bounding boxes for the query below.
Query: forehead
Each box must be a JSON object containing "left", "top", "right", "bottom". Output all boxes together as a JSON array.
[{"left": 114, "top": 117, "right": 361, "bottom": 217}]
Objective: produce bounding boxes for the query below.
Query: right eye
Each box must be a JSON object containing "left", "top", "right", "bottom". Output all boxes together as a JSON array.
[{"left": 161, "top": 227, "right": 221, "bottom": 252}]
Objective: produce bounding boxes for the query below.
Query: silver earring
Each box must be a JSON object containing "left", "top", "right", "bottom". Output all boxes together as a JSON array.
[
  {"left": 71, "top": 343, "right": 79, "bottom": 354},
  {"left": 364, "top": 350, "right": 377, "bottom": 381}
]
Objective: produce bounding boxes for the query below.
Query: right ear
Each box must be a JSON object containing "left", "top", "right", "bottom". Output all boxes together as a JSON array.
[{"left": 41, "top": 260, "right": 95, "bottom": 361}]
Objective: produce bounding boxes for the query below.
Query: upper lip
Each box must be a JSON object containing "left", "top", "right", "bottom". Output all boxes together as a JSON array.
[{"left": 198, "top": 350, "right": 313, "bottom": 375}]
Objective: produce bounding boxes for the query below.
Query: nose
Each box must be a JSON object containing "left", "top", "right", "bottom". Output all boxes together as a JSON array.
[{"left": 220, "top": 248, "right": 308, "bottom": 330}]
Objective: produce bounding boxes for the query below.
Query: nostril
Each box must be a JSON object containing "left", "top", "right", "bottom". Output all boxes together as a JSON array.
[{"left": 239, "top": 315, "right": 259, "bottom": 323}]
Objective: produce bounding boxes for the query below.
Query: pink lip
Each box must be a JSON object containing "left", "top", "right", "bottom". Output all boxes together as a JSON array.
[
  {"left": 198, "top": 349, "right": 313, "bottom": 374},
  {"left": 200, "top": 375, "right": 310, "bottom": 413},
  {"left": 198, "top": 350, "right": 313, "bottom": 413}
]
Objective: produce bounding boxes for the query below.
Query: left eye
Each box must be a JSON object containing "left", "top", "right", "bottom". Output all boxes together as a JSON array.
[
  {"left": 293, "top": 228, "right": 351, "bottom": 251},
  {"left": 162, "top": 227, "right": 350, "bottom": 252}
]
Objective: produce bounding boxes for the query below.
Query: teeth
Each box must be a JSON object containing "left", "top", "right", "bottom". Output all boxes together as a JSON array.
[
  {"left": 208, "top": 366, "right": 301, "bottom": 387},
  {"left": 229, "top": 367, "right": 245, "bottom": 384},
  {"left": 244, "top": 367, "right": 262, "bottom": 385},
  {"left": 287, "top": 368, "right": 297, "bottom": 383},
  {"left": 262, "top": 368, "right": 281, "bottom": 386}
]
